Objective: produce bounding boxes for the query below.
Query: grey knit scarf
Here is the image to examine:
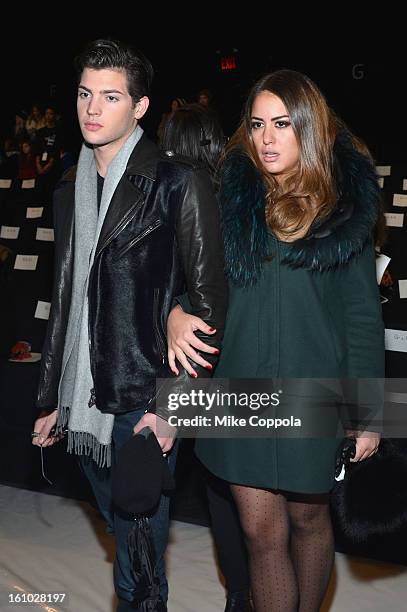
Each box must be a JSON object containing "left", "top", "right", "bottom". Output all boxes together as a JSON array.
[{"left": 56, "top": 126, "right": 143, "bottom": 467}]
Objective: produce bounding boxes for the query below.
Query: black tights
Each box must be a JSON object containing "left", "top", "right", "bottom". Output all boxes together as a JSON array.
[{"left": 231, "top": 485, "right": 334, "bottom": 612}]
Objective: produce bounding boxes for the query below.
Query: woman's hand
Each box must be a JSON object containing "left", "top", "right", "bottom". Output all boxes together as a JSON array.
[
  {"left": 167, "top": 305, "right": 219, "bottom": 377},
  {"left": 345, "top": 429, "right": 381, "bottom": 462}
]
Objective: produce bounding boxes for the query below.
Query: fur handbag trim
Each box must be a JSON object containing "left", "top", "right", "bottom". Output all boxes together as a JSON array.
[{"left": 330, "top": 438, "right": 407, "bottom": 542}]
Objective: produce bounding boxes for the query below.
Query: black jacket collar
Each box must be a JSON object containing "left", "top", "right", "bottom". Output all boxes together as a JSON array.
[
  {"left": 61, "top": 133, "right": 159, "bottom": 184},
  {"left": 58, "top": 134, "right": 161, "bottom": 260},
  {"left": 125, "top": 133, "right": 159, "bottom": 180}
]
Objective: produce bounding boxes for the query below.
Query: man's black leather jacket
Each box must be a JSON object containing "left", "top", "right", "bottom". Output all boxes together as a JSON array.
[{"left": 37, "top": 134, "right": 227, "bottom": 418}]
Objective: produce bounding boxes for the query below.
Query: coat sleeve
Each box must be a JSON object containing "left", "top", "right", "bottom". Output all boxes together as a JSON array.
[
  {"left": 338, "top": 239, "right": 385, "bottom": 432},
  {"left": 151, "top": 167, "right": 228, "bottom": 422}
]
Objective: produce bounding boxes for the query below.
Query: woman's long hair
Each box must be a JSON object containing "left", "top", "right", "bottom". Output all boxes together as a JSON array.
[{"left": 225, "top": 70, "right": 345, "bottom": 240}]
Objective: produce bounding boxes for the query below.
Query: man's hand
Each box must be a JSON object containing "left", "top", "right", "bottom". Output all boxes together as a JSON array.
[
  {"left": 32, "top": 409, "right": 59, "bottom": 447},
  {"left": 345, "top": 429, "right": 381, "bottom": 462},
  {"left": 133, "top": 412, "right": 177, "bottom": 454}
]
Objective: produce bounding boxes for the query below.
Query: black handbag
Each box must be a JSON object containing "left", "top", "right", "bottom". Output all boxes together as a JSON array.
[{"left": 330, "top": 437, "right": 407, "bottom": 542}]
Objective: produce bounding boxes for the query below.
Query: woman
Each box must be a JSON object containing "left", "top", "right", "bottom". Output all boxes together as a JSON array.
[
  {"left": 162, "top": 104, "right": 253, "bottom": 612},
  {"left": 161, "top": 102, "right": 223, "bottom": 178},
  {"left": 167, "top": 70, "right": 384, "bottom": 612},
  {"left": 25, "top": 104, "right": 45, "bottom": 142}
]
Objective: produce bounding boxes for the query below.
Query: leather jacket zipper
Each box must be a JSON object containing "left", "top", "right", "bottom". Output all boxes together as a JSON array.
[
  {"left": 87, "top": 197, "right": 145, "bottom": 399},
  {"left": 88, "top": 387, "right": 96, "bottom": 408},
  {"left": 95, "top": 197, "right": 144, "bottom": 259},
  {"left": 116, "top": 219, "right": 162, "bottom": 259},
  {"left": 153, "top": 288, "right": 166, "bottom": 364}
]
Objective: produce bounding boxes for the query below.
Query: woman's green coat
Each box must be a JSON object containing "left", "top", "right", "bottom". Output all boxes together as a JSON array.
[{"left": 194, "top": 131, "right": 385, "bottom": 493}]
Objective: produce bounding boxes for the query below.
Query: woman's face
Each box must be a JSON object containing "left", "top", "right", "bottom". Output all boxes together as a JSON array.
[{"left": 250, "top": 91, "right": 300, "bottom": 181}]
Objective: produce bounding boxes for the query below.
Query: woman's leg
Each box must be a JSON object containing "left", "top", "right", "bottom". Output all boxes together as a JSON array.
[
  {"left": 231, "top": 485, "right": 298, "bottom": 612},
  {"left": 286, "top": 492, "right": 334, "bottom": 612}
]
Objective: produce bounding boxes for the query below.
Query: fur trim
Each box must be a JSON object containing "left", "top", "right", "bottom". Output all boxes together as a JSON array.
[
  {"left": 220, "top": 151, "right": 269, "bottom": 287},
  {"left": 330, "top": 439, "right": 407, "bottom": 542},
  {"left": 220, "top": 131, "right": 381, "bottom": 286}
]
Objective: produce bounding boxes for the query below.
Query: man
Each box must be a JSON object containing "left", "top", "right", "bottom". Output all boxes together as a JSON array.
[
  {"left": 34, "top": 105, "right": 62, "bottom": 190},
  {"left": 32, "top": 39, "right": 227, "bottom": 611}
]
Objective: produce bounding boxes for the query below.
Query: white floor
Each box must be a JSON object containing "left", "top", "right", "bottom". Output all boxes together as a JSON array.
[{"left": 0, "top": 485, "right": 406, "bottom": 611}]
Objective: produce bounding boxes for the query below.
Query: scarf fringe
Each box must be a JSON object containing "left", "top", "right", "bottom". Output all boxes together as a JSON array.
[{"left": 56, "top": 406, "right": 112, "bottom": 468}]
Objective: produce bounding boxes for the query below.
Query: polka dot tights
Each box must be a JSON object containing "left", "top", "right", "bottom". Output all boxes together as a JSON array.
[{"left": 231, "top": 486, "right": 334, "bottom": 612}]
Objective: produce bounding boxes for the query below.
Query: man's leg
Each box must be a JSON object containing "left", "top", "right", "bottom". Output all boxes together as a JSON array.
[
  {"left": 78, "top": 455, "right": 114, "bottom": 532},
  {"left": 78, "top": 409, "right": 177, "bottom": 608},
  {"left": 112, "top": 410, "right": 177, "bottom": 605},
  {"left": 78, "top": 453, "right": 139, "bottom": 609}
]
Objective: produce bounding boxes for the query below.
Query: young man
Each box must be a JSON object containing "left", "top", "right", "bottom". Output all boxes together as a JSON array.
[{"left": 32, "top": 39, "right": 227, "bottom": 611}]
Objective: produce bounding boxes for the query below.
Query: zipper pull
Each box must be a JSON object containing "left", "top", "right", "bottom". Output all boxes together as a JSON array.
[{"left": 88, "top": 387, "right": 97, "bottom": 408}]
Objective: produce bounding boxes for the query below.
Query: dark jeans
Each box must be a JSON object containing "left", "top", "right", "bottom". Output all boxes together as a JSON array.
[{"left": 79, "top": 409, "right": 177, "bottom": 606}]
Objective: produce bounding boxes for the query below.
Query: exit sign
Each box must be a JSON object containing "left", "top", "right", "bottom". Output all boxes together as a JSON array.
[{"left": 220, "top": 56, "right": 236, "bottom": 71}]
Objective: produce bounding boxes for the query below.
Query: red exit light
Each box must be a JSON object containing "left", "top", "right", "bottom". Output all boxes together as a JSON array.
[{"left": 220, "top": 56, "right": 236, "bottom": 71}]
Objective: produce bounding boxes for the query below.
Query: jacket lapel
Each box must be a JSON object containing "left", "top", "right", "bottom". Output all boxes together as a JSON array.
[
  {"left": 94, "top": 134, "right": 159, "bottom": 259},
  {"left": 94, "top": 176, "right": 144, "bottom": 259}
]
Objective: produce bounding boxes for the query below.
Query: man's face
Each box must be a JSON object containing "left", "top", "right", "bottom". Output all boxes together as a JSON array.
[
  {"left": 198, "top": 93, "right": 209, "bottom": 107},
  {"left": 44, "top": 108, "right": 56, "bottom": 126},
  {"left": 77, "top": 68, "right": 148, "bottom": 152}
]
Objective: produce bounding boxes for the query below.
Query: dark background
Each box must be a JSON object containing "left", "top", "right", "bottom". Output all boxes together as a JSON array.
[
  {"left": 1, "top": 22, "right": 407, "bottom": 566},
  {"left": 2, "top": 26, "right": 405, "bottom": 164}
]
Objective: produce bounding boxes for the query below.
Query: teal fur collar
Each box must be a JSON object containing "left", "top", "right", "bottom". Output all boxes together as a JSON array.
[{"left": 220, "top": 130, "right": 380, "bottom": 286}]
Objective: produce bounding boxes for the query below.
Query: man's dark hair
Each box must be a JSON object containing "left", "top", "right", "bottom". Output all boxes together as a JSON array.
[{"left": 75, "top": 39, "right": 154, "bottom": 106}]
